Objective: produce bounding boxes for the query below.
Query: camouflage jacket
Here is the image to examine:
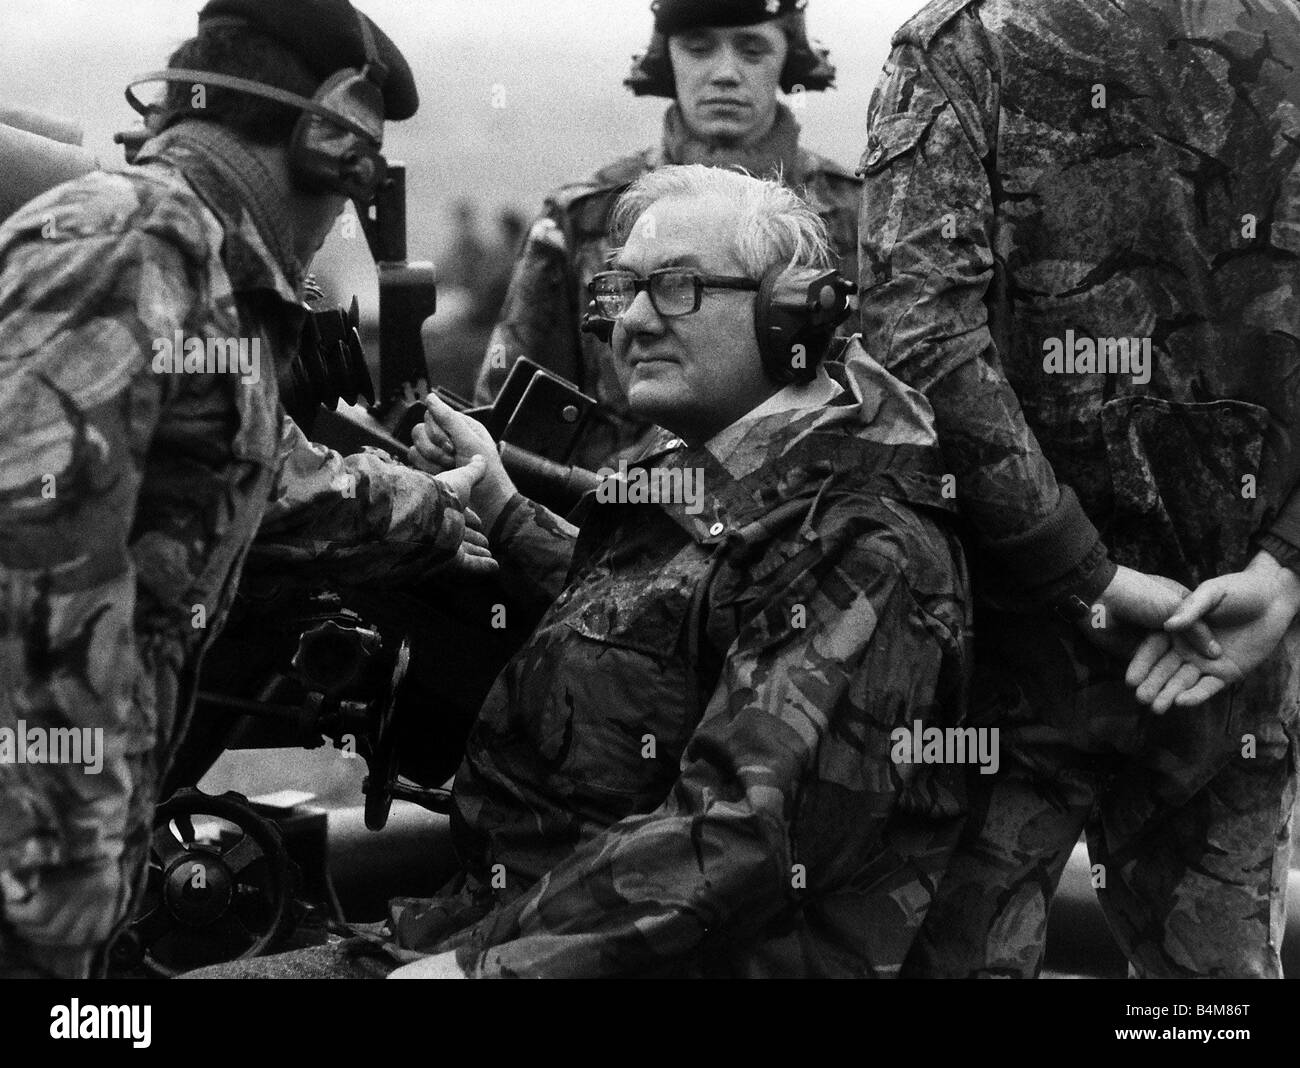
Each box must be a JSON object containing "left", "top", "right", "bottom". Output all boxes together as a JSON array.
[
  {"left": 0, "top": 121, "right": 467, "bottom": 934},
  {"left": 472, "top": 103, "right": 863, "bottom": 470},
  {"left": 858, "top": 0, "right": 1300, "bottom": 598},
  {"left": 392, "top": 349, "right": 971, "bottom": 977}
]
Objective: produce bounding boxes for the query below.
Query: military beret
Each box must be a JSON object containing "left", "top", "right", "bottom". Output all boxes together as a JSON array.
[
  {"left": 652, "top": 0, "right": 808, "bottom": 36},
  {"left": 197, "top": 0, "right": 419, "bottom": 120},
  {"left": 628, "top": 0, "right": 833, "bottom": 97}
]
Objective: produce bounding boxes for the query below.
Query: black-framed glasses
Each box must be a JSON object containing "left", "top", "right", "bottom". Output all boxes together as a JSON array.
[{"left": 589, "top": 268, "right": 761, "bottom": 319}]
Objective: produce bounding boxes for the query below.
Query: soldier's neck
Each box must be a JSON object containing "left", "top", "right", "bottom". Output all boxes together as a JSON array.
[{"left": 662, "top": 103, "right": 801, "bottom": 181}]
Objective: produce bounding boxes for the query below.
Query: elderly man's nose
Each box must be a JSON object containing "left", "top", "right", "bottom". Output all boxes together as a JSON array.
[{"left": 622, "top": 288, "right": 664, "bottom": 332}]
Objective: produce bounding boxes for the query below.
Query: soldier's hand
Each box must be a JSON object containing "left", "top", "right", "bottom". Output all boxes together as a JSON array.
[
  {"left": 1126, "top": 551, "right": 1300, "bottom": 711},
  {"left": 453, "top": 524, "right": 497, "bottom": 576},
  {"left": 415, "top": 393, "right": 516, "bottom": 529},
  {"left": 1083, "top": 566, "right": 1220, "bottom": 661},
  {"left": 431, "top": 453, "right": 487, "bottom": 503},
  {"left": 409, "top": 421, "right": 455, "bottom": 474},
  {"left": 431, "top": 457, "right": 498, "bottom": 575},
  {"left": 417, "top": 392, "right": 499, "bottom": 472}
]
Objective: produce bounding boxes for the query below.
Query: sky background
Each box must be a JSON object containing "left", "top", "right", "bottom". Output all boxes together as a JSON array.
[{"left": 1, "top": 0, "right": 931, "bottom": 298}]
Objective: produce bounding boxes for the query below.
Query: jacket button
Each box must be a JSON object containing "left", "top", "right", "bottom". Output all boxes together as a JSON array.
[{"left": 708, "top": 522, "right": 725, "bottom": 537}]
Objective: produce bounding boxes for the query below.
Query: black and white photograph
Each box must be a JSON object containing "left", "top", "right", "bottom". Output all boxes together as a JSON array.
[{"left": 0, "top": 0, "right": 1297, "bottom": 1042}]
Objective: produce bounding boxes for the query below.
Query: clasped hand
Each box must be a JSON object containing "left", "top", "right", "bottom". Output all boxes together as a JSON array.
[
  {"left": 404, "top": 394, "right": 512, "bottom": 575},
  {"left": 408, "top": 393, "right": 518, "bottom": 533},
  {"left": 1089, "top": 555, "right": 1300, "bottom": 713}
]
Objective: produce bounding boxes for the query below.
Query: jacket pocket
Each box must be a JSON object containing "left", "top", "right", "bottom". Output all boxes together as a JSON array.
[
  {"left": 540, "top": 569, "right": 701, "bottom": 800},
  {"left": 858, "top": 111, "right": 933, "bottom": 176},
  {"left": 1099, "top": 396, "right": 1269, "bottom": 586},
  {"left": 858, "top": 110, "right": 936, "bottom": 288}
]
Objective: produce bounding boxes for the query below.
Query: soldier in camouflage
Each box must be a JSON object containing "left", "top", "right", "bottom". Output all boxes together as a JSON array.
[
  {"left": 470, "top": 0, "right": 863, "bottom": 471},
  {"left": 0, "top": 0, "right": 496, "bottom": 979},
  {"left": 858, "top": 0, "right": 1300, "bottom": 977},
  {"left": 187, "top": 165, "right": 972, "bottom": 979}
]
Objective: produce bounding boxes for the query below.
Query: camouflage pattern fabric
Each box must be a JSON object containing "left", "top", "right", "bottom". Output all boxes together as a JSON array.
[
  {"left": 860, "top": 0, "right": 1300, "bottom": 601},
  {"left": 903, "top": 615, "right": 1300, "bottom": 978},
  {"left": 0, "top": 121, "right": 468, "bottom": 978},
  {"left": 472, "top": 103, "right": 862, "bottom": 470},
  {"left": 370, "top": 349, "right": 973, "bottom": 978},
  {"left": 859, "top": 0, "right": 1300, "bottom": 976}
]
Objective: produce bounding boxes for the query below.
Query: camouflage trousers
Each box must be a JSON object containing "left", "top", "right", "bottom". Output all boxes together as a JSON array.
[
  {"left": 0, "top": 631, "right": 187, "bottom": 979},
  {"left": 903, "top": 609, "right": 1300, "bottom": 978},
  {"left": 0, "top": 751, "right": 157, "bottom": 979}
]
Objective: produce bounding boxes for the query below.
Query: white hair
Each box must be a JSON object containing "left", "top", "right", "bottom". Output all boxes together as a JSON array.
[{"left": 609, "top": 164, "right": 837, "bottom": 280}]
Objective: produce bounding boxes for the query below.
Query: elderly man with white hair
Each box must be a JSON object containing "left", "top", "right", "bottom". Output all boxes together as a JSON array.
[
  {"left": 191, "top": 165, "right": 973, "bottom": 979},
  {"left": 470, "top": 0, "right": 862, "bottom": 472}
]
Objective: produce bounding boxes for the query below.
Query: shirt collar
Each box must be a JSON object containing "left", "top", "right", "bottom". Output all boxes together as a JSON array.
[{"left": 704, "top": 366, "right": 843, "bottom": 477}]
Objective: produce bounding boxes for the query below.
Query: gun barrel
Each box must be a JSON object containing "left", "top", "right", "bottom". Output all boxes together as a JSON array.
[
  {"left": 308, "top": 404, "right": 601, "bottom": 510},
  {"left": 0, "top": 107, "right": 85, "bottom": 146},
  {"left": 499, "top": 442, "right": 602, "bottom": 502},
  {"left": 0, "top": 122, "right": 97, "bottom": 224}
]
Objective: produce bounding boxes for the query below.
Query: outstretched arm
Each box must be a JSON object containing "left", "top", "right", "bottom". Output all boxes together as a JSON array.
[{"left": 253, "top": 416, "right": 496, "bottom": 584}]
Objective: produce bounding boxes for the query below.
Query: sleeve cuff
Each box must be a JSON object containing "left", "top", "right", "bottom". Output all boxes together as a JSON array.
[
  {"left": 487, "top": 492, "right": 532, "bottom": 545},
  {"left": 1256, "top": 532, "right": 1300, "bottom": 579},
  {"left": 982, "top": 484, "right": 1116, "bottom": 608}
]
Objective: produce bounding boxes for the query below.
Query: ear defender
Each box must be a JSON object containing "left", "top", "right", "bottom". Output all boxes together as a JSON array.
[
  {"left": 581, "top": 300, "right": 615, "bottom": 344},
  {"left": 125, "top": 11, "right": 389, "bottom": 204},
  {"left": 754, "top": 266, "right": 857, "bottom": 385},
  {"left": 289, "top": 8, "right": 389, "bottom": 201},
  {"left": 288, "top": 66, "right": 387, "bottom": 200}
]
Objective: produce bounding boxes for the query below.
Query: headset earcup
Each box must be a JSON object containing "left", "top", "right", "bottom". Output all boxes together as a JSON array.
[
  {"left": 581, "top": 300, "right": 615, "bottom": 344},
  {"left": 288, "top": 105, "right": 331, "bottom": 194},
  {"left": 288, "top": 70, "right": 385, "bottom": 201},
  {"left": 754, "top": 265, "right": 830, "bottom": 386},
  {"left": 754, "top": 265, "right": 791, "bottom": 385}
]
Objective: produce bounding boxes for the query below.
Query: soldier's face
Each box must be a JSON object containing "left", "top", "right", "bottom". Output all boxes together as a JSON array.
[
  {"left": 669, "top": 23, "right": 788, "bottom": 147},
  {"left": 611, "top": 195, "right": 774, "bottom": 446},
  {"left": 292, "top": 192, "right": 349, "bottom": 268}
]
